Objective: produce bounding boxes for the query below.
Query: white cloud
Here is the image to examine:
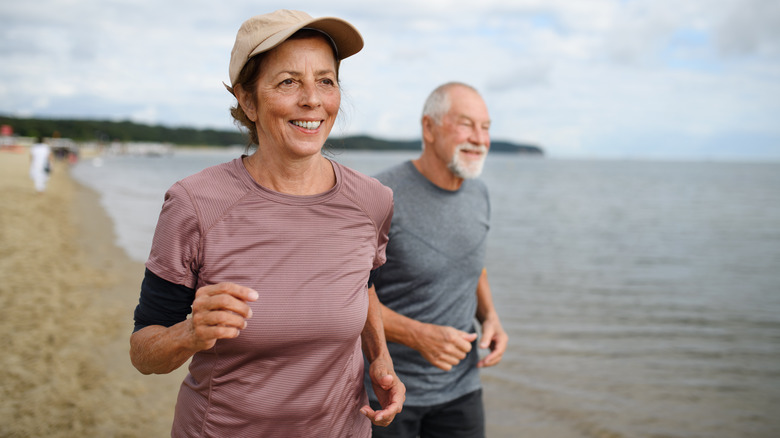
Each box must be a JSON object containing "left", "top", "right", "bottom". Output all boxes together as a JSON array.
[{"left": 715, "top": 0, "right": 780, "bottom": 56}]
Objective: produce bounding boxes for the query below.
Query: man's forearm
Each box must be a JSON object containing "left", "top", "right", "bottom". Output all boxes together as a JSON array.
[
  {"left": 475, "top": 268, "right": 499, "bottom": 323},
  {"left": 368, "top": 286, "right": 427, "bottom": 351}
]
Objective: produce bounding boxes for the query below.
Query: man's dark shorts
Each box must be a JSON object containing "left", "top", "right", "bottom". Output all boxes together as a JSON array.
[{"left": 371, "top": 389, "right": 484, "bottom": 438}]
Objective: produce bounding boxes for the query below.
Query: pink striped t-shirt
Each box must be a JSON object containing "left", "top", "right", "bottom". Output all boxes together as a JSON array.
[{"left": 146, "top": 157, "right": 393, "bottom": 437}]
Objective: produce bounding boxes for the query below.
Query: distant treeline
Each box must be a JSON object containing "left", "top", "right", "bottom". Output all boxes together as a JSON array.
[
  {"left": 0, "top": 115, "right": 244, "bottom": 146},
  {"left": 0, "top": 115, "right": 543, "bottom": 154},
  {"left": 328, "top": 135, "right": 543, "bottom": 154}
]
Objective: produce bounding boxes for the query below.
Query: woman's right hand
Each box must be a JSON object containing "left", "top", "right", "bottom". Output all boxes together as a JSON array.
[
  {"left": 131, "top": 282, "right": 258, "bottom": 375},
  {"left": 189, "top": 282, "right": 259, "bottom": 351}
]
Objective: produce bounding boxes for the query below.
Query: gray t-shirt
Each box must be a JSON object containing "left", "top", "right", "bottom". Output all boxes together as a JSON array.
[{"left": 367, "top": 160, "right": 490, "bottom": 406}]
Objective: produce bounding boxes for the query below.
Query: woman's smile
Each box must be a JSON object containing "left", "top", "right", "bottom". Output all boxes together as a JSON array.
[{"left": 290, "top": 120, "right": 323, "bottom": 131}]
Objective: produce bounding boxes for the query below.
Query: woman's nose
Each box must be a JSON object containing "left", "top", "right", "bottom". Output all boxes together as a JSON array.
[{"left": 299, "top": 82, "right": 322, "bottom": 108}]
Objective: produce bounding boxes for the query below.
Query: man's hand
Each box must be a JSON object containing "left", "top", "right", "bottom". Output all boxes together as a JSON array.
[
  {"left": 477, "top": 316, "right": 508, "bottom": 368},
  {"left": 361, "top": 356, "right": 405, "bottom": 427},
  {"left": 414, "top": 324, "right": 478, "bottom": 371}
]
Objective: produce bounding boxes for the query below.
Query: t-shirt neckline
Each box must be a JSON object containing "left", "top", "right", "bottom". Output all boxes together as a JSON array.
[{"left": 234, "top": 156, "right": 342, "bottom": 205}]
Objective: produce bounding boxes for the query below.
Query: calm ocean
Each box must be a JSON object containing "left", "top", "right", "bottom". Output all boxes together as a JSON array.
[{"left": 72, "top": 150, "right": 780, "bottom": 438}]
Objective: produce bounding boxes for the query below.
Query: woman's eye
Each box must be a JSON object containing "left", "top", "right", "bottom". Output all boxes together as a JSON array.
[{"left": 280, "top": 79, "right": 295, "bottom": 86}]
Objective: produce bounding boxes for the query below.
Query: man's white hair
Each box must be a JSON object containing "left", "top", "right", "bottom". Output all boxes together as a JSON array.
[
  {"left": 421, "top": 82, "right": 480, "bottom": 124},
  {"left": 420, "top": 82, "right": 480, "bottom": 150}
]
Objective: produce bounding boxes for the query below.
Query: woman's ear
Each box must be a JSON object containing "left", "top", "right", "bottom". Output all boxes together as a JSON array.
[{"left": 235, "top": 84, "right": 257, "bottom": 122}]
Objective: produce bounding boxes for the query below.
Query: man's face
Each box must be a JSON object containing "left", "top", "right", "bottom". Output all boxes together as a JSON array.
[{"left": 431, "top": 86, "right": 491, "bottom": 179}]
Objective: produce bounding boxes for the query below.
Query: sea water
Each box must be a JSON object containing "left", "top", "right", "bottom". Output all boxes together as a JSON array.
[{"left": 71, "top": 150, "right": 780, "bottom": 438}]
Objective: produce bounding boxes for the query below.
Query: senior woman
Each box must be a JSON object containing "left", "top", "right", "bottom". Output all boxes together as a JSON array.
[{"left": 129, "top": 10, "right": 404, "bottom": 437}]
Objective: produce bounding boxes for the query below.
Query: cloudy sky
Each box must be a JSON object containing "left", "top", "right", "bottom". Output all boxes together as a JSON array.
[{"left": 1, "top": 0, "right": 779, "bottom": 160}]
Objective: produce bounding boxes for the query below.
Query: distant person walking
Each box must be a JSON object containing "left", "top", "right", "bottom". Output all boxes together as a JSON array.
[{"left": 29, "top": 137, "right": 52, "bottom": 192}]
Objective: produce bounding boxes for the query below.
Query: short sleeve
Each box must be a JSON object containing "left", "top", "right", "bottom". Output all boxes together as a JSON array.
[
  {"left": 145, "top": 182, "right": 201, "bottom": 288},
  {"left": 372, "top": 189, "right": 393, "bottom": 270}
]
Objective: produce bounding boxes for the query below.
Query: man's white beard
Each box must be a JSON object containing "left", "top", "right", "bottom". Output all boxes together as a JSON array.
[{"left": 448, "top": 143, "right": 488, "bottom": 179}]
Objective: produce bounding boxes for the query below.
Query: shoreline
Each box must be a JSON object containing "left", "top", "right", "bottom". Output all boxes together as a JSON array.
[{"left": 0, "top": 152, "right": 185, "bottom": 436}]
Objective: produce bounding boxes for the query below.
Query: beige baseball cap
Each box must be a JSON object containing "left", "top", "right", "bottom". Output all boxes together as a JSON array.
[{"left": 228, "top": 9, "right": 364, "bottom": 87}]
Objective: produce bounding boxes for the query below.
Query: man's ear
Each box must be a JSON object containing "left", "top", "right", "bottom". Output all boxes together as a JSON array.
[
  {"left": 235, "top": 84, "right": 257, "bottom": 122},
  {"left": 422, "top": 115, "right": 436, "bottom": 145}
]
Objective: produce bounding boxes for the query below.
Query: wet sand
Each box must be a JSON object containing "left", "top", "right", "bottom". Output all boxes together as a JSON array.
[{"left": 0, "top": 151, "right": 186, "bottom": 437}]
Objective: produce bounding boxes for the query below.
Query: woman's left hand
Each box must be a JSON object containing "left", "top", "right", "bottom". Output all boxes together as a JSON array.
[{"left": 360, "top": 356, "right": 405, "bottom": 427}]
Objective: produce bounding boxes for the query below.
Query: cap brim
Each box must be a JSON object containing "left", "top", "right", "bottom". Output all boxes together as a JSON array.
[{"left": 248, "top": 16, "right": 363, "bottom": 61}]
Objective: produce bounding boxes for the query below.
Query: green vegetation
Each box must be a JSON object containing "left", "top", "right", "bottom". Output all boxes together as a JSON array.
[
  {"left": 0, "top": 115, "right": 244, "bottom": 146},
  {"left": 328, "top": 135, "right": 543, "bottom": 154},
  {"left": 0, "top": 115, "right": 543, "bottom": 154}
]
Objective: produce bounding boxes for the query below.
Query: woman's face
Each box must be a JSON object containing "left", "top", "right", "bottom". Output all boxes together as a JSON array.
[{"left": 240, "top": 36, "right": 340, "bottom": 159}]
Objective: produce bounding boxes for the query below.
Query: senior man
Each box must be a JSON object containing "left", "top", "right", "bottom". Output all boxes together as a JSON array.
[{"left": 366, "top": 82, "right": 509, "bottom": 438}]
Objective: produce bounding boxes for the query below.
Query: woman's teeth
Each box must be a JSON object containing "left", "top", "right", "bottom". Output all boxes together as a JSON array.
[{"left": 292, "top": 120, "right": 321, "bottom": 130}]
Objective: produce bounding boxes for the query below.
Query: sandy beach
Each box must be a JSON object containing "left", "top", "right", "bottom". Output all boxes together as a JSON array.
[{"left": 0, "top": 151, "right": 186, "bottom": 437}]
